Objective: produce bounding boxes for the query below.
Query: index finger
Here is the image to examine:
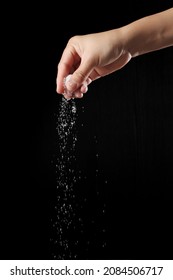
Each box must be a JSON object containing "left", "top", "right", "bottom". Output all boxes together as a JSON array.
[{"left": 56, "top": 46, "right": 80, "bottom": 94}]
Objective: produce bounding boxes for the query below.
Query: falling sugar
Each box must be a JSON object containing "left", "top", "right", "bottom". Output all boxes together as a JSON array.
[
  {"left": 50, "top": 81, "right": 107, "bottom": 258},
  {"left": 50, "top": 96, "right": 83, "bottom": 259}
]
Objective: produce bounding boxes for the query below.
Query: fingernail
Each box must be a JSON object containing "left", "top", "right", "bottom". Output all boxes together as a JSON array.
[{"left": 87, "top": 78, "right": 92, "bottom": 85}]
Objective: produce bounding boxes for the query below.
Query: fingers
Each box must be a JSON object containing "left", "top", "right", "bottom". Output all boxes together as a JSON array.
[
  {"left": 56, "top": 45, "right": 80, "bottom": 94},
  {"left": 65, "top": 56, "right": 94, "bottom": 93},
  {"left": 57, "top": 46, "right": 95, "bottom": 96},
  {"left": 63, "top": 75, "right": 92, "bottom": 100}
]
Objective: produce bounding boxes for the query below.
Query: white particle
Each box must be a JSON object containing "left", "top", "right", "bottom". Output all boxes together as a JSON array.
[{"left": 50, "top": 91, "right": 84, "bottom": 259}]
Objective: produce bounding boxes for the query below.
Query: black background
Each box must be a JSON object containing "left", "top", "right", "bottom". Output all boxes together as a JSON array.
[{"left": 1, "top": 1, "right": 173, "bottom": 260}]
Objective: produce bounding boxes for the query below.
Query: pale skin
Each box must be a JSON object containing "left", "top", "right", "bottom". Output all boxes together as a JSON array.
[{"left": 56, "top": 8, "right": 173, "bottom": 100}]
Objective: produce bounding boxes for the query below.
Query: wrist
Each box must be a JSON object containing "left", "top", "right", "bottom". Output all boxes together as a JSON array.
[
  {"left": 119, "top": 24, "right": 138, "bottom": 58},
  {"left": 107, "top": 28, "right": 127, "bottom": 58}
]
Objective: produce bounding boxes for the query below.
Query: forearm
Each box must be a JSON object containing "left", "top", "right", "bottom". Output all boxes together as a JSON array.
[{"left": 120, "top": 8, "right": 173, "bottom": 57}]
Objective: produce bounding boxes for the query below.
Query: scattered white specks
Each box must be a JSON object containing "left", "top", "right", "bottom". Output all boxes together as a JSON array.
[
  {"left": 50, "top": 92, "right": 107, "bottom": 258},
  {"left": 50, "top": 96, "right": 84, "bottom": 259}
]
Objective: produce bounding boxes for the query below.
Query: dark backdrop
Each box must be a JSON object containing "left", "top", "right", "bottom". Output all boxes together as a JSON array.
[{"left": 1, "top": 1, "right": 173, "bottom": 260}]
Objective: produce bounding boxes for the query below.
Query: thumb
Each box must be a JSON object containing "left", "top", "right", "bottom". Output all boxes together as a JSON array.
[{"left": 66, "top": 58, "right": 94, "bottom": 93}]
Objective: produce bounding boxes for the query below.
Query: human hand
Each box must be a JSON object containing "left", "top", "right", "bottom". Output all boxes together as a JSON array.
[{"left": 56, "top": 30, "right": 131, "bottom": 99}]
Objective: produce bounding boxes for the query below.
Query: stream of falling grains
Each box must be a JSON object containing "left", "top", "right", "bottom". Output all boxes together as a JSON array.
[
  {"left": 50, "top": 95, "right": 107, "bottom": 259},
  {"left": 50, "top": 96, "right": 81, "bottom": 259}
]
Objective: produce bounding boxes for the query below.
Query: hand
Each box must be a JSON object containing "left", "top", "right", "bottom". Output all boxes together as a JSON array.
[
  {"left": 56, "top": 30, "right": 131, "bottom": 99},
  {"left": 56, "top": 8, "right": 173, "bottom": 100}
]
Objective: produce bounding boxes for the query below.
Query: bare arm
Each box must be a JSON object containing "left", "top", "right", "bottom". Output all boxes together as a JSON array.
[
  {"left": 121, "top": 7, "right": 173, "bottom": 57},
  {"left": 56, "top": 8, "right": 173, "bottom": 99}
]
